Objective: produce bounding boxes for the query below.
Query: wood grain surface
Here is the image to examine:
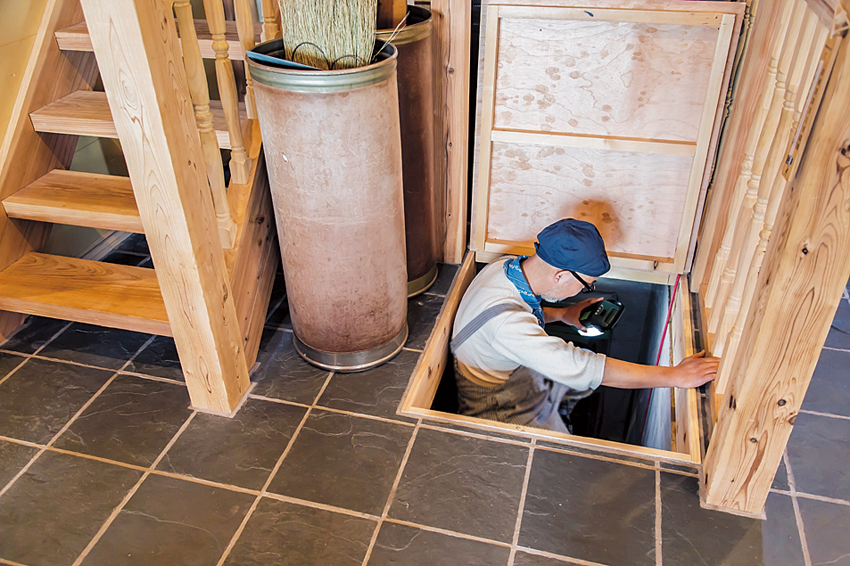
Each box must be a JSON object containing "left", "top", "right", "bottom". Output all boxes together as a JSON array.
[
  {"left": 3, "top": 169, "right": 142, "bottom": 232},
  {"left": 0, "top": 253, "right": 169, "bottom": 335}
]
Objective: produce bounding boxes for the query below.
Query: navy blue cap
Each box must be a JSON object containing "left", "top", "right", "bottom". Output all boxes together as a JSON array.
[{"left": 533, "top": 219, "right": 610, "bottom": 276}]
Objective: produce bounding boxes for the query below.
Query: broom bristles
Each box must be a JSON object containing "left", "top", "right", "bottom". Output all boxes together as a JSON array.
[{"left": 279, "top": 0, "right": 378, "bottom": 70}]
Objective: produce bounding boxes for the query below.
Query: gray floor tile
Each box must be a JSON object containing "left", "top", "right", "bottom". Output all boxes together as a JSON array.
[
  {"left": 803, "top": 348, "right": 850, "bottom": 417},
  {"left": 317, "top": 349, "right": 419, "bottom": 421},
  {"left": 0, "top": 451, "right": 142, "bottom": 566},
  {"left": 763, "top": 492, "right": 806, "bottom": 566},
  {"left": 520, "top": 450, "right": 655, "bottom": 566},
  {"left": 101, "top": 251, "right": 148, "bottom": 267},
  {"left": 125, "top": 336, "right": 184, "bottom": 381},
  {"left": 82, "top": 474, "right": 254, "bottom": 566},
  {"left": 38, "top": 323, "right": 150, "bottom": 370},
  {"left": 0, "top": 440, "right": 38, "bottom": 489},
  {"left": 0, "top": 351, "right": 26, "bottom": 380},
  {"left": 388, "top": 428, "right": 528, "bottom": 543},
  {"left": 158, "top": 398, "right": 306, "bottom": 490},
  {"left": 0, "top": 316, "right": 68, "bottom": 354},
  {"left": 824, "top": 297, "right": 850, "bottom": 350},
  {"left": 661, "top": 473, "right": 767, "bottom": 566},
  {"left": 513, "top": 552, "right": 576, "bottom": 565},
  {"left": 0, "top": 358, "right": 114, "bottom": 444},
  {"left": 116, "top": 233, "right": 149, "bottom": 255},
  {"left": 53, "top": 374, "right": 191, "bottom": 467},
  {"left": 798, "top": 497, "right": 850, "bottom": 566},
  {"left": 786, "top": 412, "right": 850, "bottom": 501},
  {"left": 773, "top": 456, "right": 790, "bottom": 491},
  {"left": 427, "top": 263, "right": 460, "bottom": 296},
  {"left": 406, "top": 294, "right": 444, "bottom": 350},
  {"left": 224, "top": 498, "right": 375, "bottom": 566},
  {"left": 368, "top": 521, "right": 511, "bottom": 566},
  {"left": 251, "top": 329, "right": 330, "bottom": 404},
  {"left": 268, "top": 410, "right": 412, "bottom": 515}
]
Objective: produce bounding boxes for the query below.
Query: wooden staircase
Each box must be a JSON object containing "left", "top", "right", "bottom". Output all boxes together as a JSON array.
[{"left": 0, "top": 0, "right": 279, "bottom": 415}]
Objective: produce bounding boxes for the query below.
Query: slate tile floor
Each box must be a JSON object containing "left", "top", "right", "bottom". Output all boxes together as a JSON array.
[{"left": 0, "top": 239, "right": 849, "bottom": 565}]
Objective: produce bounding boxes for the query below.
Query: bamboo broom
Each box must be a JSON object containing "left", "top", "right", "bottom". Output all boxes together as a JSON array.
[{"left": 279, "top": 0, "right": 378, "bottom": 70}]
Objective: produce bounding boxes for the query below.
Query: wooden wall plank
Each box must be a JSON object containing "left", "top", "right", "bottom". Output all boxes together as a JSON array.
[
  {"left": 703, "top": 27, "right": 850, "bottom": 515},
  {"left": 0, "top": 0, "right": 98, "bottom": 340},
  {"left": 80, "top": 0, "right": 251, "bottom": 414},
  {"left": 485, "top": 141, "right": 693, "bottom": 261},
  {"left": 432, "top": 0, "right": 471, "bottom": 263}
]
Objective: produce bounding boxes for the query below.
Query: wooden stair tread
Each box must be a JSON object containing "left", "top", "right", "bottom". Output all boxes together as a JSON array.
[
  {"left": 29, "top": 90, "right": 243, "bottom": 149},
  {"left": 3, "top": 170, "right": 143, "bottom": 233},
  {"left": 0, "top": 253, "right": 170, "bottom": 336},
  {"left": 55, "top": 19, "right": 261, "bottom": 61}
]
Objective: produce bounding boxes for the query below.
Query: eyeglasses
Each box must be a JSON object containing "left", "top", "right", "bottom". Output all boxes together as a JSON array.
[{"left": 570, "top": 271, "right": 595, "bottom": 293}]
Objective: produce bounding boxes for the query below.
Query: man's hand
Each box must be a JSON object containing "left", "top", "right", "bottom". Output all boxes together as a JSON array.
[
  {"left": 671, "top": 351, "right": 719, "bottom": 388},
  {"left": 543, "top": 297, "right": 603, "bottom": 330}
]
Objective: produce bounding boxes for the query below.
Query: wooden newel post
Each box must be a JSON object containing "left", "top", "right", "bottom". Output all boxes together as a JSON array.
[
  {"left": 703, "top": 29, "right": 850, "bottom": 516},
  {"left": 79, "top": 0, "right": 252, "bottom": 414}
]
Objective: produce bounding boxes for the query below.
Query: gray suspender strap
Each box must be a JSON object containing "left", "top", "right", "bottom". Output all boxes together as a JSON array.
[{"left": 450, "top": 303, "right": 515, "bottom": 352}]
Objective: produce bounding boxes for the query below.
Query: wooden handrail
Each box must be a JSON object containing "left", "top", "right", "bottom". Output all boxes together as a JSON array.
[
  {"left": 203, "top": 0, "right": 252, "bottom": 185},
  {"left": 174, "top": 0, "right": 237, "bottom": 248}
]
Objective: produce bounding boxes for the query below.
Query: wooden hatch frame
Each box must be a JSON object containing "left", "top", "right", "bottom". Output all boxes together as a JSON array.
[{"left": 414, "top": 0, "right": 850, "bottom": 517}]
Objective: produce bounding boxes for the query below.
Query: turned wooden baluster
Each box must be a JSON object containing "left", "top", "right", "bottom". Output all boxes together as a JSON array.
[
  {"left": 714, "top": 11, "right": 820, "bottom": 357},
  {"left": 203, "top": 0, "right": 252, "bottom": 185},
  {"left": 717, "top": 21, "right": 829, "bottom": 391},
  {"left": 174, "top": 0, "right": 237, "bottom": 248},
  {"left": 260, "top": 0, "right": 280, "bottom": 41},
  {"left": 704, "top": 0, "right": 795, "bottom": 311},
  {"left": 234, "top": 0, "right": 257, "bottom": 120},
  {"left": 707, "top": 0, "right": 805, "bottom": 335}
]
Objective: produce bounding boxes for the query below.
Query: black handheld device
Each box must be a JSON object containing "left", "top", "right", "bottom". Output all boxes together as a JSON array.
[{"left": 579, "top": 299, "right": 624, "bottom": 333}]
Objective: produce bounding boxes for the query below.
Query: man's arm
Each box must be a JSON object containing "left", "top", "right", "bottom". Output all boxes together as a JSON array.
[{"left": 601, "top": 351, "right": 718, "bottom": 389}]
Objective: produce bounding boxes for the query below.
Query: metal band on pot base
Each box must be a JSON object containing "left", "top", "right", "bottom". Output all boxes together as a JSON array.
[
  {"left": 293, "top": 325, "right": 409, "bottom": 372},
  {"left": 407, "top": 264, "right": 439, "bottom": 297}
]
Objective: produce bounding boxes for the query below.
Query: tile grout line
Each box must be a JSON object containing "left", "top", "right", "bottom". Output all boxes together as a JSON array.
[
  {"left": 794, "top": 491, "right": 850, "bottom": 507},
  {"left": 214, "top": 370, "right": 337, "bottom": 566},
  {"left": 513, "top": 546, "right": 609, "bottom": 566},
  {"left": 507, "top": 438, "right": 536, "bottom": 566},
  {"left": 0, "top": 355, "right": 30, "bottom": 389},
  {"left": 798, "top": 408, "right": 850, "bottom": 421},
  {"left": 0, "top": 557, "right": 30, "bottom": 566},
  {"left": 417, "top": 422, "right": 533, "bottom": 448},
  {"left": 0, "top": 371, "right": 120, "bottom": 501},
  {"left": 0, "top": 320, "right": 73, "bottom": 386},
  {"left": 655, "top": 462, "right": 662, "bottom": 566},
  {"left": 821, "top": 345, "right": 850, "bottom": 353},
  {"left": 262, "top": 492, "right": 381, "bottom": 522},
  {"left": 382, "top": 517, "right": 513, "bottom": 549},
  {"left": 248, "top": 393, "right": 417, "bottom": 427},
  {"left": 784, "top": 450, "right": 813, "bottom": 566},
  {"left": 70, "top": 410, "right": 199, "bottom": 566},
  {"left": 360, "top": 419, "right": 423, "bottom": 566},
  {"left": 30, "top": 321, "right": 74, "bottom": 357}
]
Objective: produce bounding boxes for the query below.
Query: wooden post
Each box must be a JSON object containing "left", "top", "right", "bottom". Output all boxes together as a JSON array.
[
  {"left": 80, "top": 0, "right": 252, "bottom": 414},
  {"left": 174, "top": 0, "right": 237, "bottom": 249},
  {"left": 259, "top": 0, "right": 279, "bottom": 42},
  {"left": 712, "top": 11, "right": 819, "bottom": 357},
  {"left": 432, "top": 0, "right": 471, "bottom": 263},
  {"left": 703, "top": 24, "right": 850, "bottom": 516},
  {"left": 707, "top": 0, "right": 805, "bottom": 334},
  {"left": 203, "top": 0, "right": 252, "bottom": 185},
  {"left": 233, "top": 0, "right": 257, "bottom": 119},
  {"left": 703, "top": 0, "right": 793, "bottom": 309}
]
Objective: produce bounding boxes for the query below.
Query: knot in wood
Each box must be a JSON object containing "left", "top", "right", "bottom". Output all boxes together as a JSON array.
[
  {"left": 802, "top": 247, "right": 809, "bottom": 255},
  {"left": 749, "top": 437, "right": 757, "bottom": 443},
  {"left": 778, "top": 399, "right": 787, "bottom": 406}
]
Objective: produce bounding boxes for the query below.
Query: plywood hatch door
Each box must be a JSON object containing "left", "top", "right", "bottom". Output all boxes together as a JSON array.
[{"left": 471, "top": 0, "right": 744, "bottom": 281}]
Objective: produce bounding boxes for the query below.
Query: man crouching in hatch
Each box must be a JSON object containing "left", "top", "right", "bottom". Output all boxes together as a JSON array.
[{"left": 450, "top": 218, "right": 718, "bottom": 433}]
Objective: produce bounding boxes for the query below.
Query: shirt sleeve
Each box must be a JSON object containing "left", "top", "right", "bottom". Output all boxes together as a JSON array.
[{"left": 488, "top": 309, "right": 606, "bottom": 391}]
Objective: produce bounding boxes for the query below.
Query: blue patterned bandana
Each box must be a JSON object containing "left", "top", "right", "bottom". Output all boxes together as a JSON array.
[{"left": 504, "top": 256, "right": 545, "bottom": 328}]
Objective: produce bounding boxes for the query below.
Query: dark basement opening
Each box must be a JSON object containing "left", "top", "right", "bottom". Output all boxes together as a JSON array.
[{"left": 430, "top": 262, "right": 670, "bottom": 448}]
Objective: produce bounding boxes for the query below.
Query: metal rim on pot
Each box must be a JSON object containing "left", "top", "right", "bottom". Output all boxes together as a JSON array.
[
  {"left": 292, "top": 324, "right": 409, "bottom": 372},
  {"left": 376, "top": 6, "right": 432, "bottom": 46},
  {"left": 248, "top": 41, "right": 398, "bottom": 93}
]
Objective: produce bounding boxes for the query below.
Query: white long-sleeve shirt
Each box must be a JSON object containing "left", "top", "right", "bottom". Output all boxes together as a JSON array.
[{"left": 452, "top": 258, "right": 606, "bottom": 390}]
